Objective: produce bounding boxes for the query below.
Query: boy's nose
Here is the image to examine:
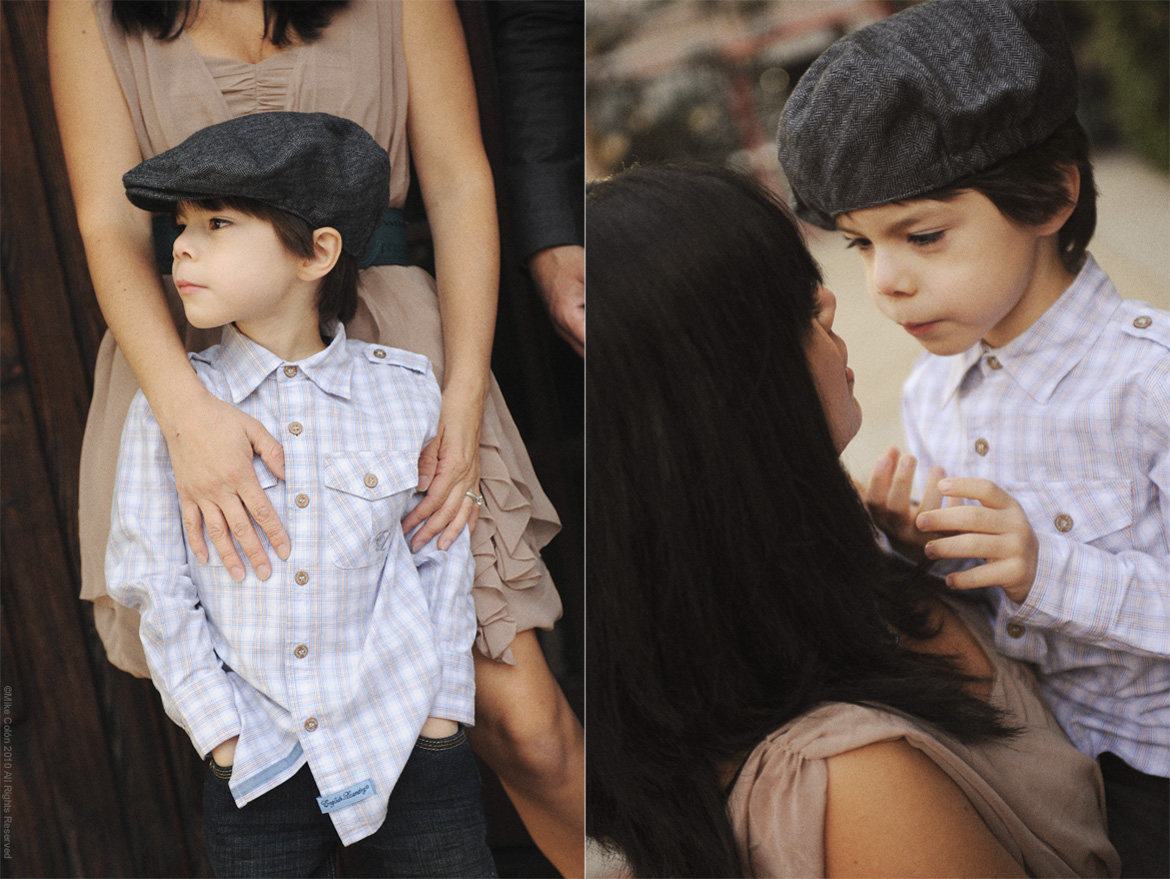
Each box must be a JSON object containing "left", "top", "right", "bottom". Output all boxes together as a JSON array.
[
  {"left": 871, "top": 250, "right": 913, "bottom": 298},
  {"left": 172, "top": 228, "right": 195, "bottom": 262}
]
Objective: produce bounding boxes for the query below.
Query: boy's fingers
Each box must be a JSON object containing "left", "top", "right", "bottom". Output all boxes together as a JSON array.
[
  {"left": 919, "top": 465, "right": 946, "bottom": 514},
  {"left": 937, "top": 477, "right": 1014, "bottom": 509},
  {"left": 924, "top": 532, "right": 1004, "bottom": 562},
  {"left": 886, "top": 453, "right": 916, "bottom": 514},
  {"left": 918, "top": 503, "right": 1006, "bottom": 535},
  {"left": 865, "top": 447, "right": 897, "bottom": 507},
  {"left": 945, "top": 558, "right": 1030, "bottom": 592}
]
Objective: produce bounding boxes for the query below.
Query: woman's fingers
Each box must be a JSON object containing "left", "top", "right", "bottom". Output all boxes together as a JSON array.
[
  {"left": 198, "top": 501, "right": 247, "bottom": 582},
  {"left": 180, "top": 498, "right": 209, "bottom": 564},
  {"left": 416, "top": 435, "right": 440, "bottom": 493}
]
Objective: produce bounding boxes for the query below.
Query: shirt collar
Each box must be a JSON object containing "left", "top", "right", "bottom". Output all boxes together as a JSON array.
[
  {"left": 939, "top": 253, "right": 1120, "bottom": 405},
  {"left": 211, "top": 321, "right": 354, "bottom": 403}
]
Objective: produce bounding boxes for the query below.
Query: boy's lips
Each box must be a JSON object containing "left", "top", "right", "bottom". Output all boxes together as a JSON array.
[
  {"left": 900, "top": 319, "right": 942, "bottom": 337},
  {"left": 175, "top": 279, "right": 205, "bottom": 296}
]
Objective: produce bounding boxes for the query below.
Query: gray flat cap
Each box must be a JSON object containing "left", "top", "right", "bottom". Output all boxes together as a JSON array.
[
  {"left": 776, "top": 0, "right": 1077, "bottom": 229},
  {"left": 124, "top": 112, "right": 389, "bottom": 255}
]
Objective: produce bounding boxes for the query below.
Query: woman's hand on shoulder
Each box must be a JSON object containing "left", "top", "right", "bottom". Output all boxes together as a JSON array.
[
  {"left": 824, "top": 738, "right": 1025, "bottom": 878},
  {"left": 165, "top": 390, "right": 290, "bottom": 580}
]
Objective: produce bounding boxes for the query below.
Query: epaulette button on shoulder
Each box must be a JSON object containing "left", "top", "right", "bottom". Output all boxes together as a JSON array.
[{"left": 1133, "top": 315, "right": 1152, "bottom": 330}]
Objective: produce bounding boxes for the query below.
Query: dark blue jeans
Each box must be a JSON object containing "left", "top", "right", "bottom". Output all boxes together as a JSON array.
[{"left": 203, "top": 728, "right": 498, "bottom": 878}]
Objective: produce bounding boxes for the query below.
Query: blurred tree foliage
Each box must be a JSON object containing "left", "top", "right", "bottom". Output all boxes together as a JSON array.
[{"left": 1061, "top": 1, "right": 1169, "bottom": 170}]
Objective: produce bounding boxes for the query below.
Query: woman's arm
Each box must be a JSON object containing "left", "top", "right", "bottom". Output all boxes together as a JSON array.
[
  {"left": 399, "top": 0, "right": 500, "bottom": 552},
  {"left": 48, "top": 0, "right": 289, "bottom": 579},
  {"left": 824, "top": 739, "right": 1026, "bottom": 878}
]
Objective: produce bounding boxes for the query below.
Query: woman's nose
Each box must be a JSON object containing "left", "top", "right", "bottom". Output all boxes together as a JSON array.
[{"left": 871, "top": 250, "right": 912, "bottom": 298}]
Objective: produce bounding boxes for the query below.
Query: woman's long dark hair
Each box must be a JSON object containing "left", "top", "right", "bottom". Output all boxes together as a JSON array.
[
  {"left": 586, "top": 165, "right": 1011, "bottom": 878},
  {"left": 111, "top": 1, "right": 348, "bottom": 47}
]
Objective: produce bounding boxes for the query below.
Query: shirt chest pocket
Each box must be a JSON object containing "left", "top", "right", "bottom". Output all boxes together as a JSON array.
[
  {"left": 322, "top": 451, "right": 419, "bottom": 569},
  {"left": 1005, "top": 479, "right": 1134, "bottom": 544}
]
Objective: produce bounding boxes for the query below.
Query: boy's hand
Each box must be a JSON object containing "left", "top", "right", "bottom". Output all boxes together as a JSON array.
[
  {"left": 211, "top": 735, "right": 238, "bottom": 768},
  {"left": 916, "top": 478, "right": 1038, "bottom": 604},
  {"left": 864, "top": 447, "right": 946, "bottom": 561},
  {"left": 420, "top": 717, "right": 459, "bottom": 739}
]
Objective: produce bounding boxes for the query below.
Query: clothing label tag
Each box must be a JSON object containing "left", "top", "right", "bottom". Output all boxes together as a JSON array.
[{"left": 316, "top": 779, "right": 377, "bottom": 813}]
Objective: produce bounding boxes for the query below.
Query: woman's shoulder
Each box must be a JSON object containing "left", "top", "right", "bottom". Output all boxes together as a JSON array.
[{"left": 729, "top": 707, "right": 1025, "bottom": 878}]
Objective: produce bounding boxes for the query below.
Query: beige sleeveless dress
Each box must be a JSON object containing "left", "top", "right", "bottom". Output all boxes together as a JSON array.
[
  {"left": 727, "top": 598, "right": 1119, "bottom": 878},
  {"left": 81, "top": 0, "right": 562, "bottom": 675}
]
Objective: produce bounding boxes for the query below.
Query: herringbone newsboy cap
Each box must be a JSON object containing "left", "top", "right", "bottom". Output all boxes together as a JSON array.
[
  {"left": 776, "top": 0, "right": 1077, "bottom": 229},
  {"left": 124, "top": 112, "right": 389, "bottom": 256}
]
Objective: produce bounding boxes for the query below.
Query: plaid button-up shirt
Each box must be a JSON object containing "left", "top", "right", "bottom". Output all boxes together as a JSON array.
[
  {"left": 903, "top": 254, "right": 1170, "bottom": 777},
  {"left": 107, "top": 324, "right": 476, "bottom": 844}
]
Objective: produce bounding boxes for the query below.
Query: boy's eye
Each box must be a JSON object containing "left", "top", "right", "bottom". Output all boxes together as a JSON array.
[
  {"left": 209, "top": 217, "right": 232, "bottom": 230},
  {"left": 908, "top": 230, "right": 944, "bottom": 246},
  {"left": 843, "top": 236, "right": 871, "bottom": 251}
]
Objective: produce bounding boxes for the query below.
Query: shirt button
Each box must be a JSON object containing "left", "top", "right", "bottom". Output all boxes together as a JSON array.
[
  {"left": 974, "top": 438, "right": 989, "bottom": 456},
  {"left": 1054, "top": 513, "right": 1074, "bottom": 533},
  {"left": 294, "top": 644, "right": 309, "bottom": 659},
  {"left": 304, "top": 717, "right": 318, "bottom": 732},
  {"left": 986, "top": 355, "right": 1002, "bottom": 370},
  {"left": 1006, "top": 622, "right": 1026, "bottom": 639},
  {"left": 373, "top": 348, "right": 387, "bottom": 359},
  {"left": 284, "top": 365, "right": 298, "bottom": 377},
  {"left": 295, "top": 493, "right": 310, "bottom": 509},
  {"left": 295, "top": 570, "right": 309, "bottom": 586},
  {"left": 363, "top": 473, "right": 379, "bottom": 488},
  {"left": 288, "top": 421, "right": 303, "bottom": 436},
  {"left": 1133, "top": 315, "right": 1152, "bottom": 329}
]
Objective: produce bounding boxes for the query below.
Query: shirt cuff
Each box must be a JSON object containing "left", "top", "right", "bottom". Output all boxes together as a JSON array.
[
  {"left": 169, "top": 673, "right": 242, "bottom": 759},
  {"left": 428, "top": 650, "right": 476, "bottom": 726}
]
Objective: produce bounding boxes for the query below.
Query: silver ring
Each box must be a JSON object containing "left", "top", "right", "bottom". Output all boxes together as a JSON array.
[{"left": 465, "top": 491, "right": 484, "bottom": 506}]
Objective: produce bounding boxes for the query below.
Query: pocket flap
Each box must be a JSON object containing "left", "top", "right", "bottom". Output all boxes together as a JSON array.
[
  {"left": 323, "top": 451, "right": 417, "bottom": 500},
  {"left": 1005, "top": 479, "right": 1133, "bottom": 543}
]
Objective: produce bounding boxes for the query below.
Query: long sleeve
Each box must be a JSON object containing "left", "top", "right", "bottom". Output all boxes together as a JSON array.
[
  {"left": 489, "top": 0, "right": 584, "bottom": 261},
  {"left": 105, "top": 391, "right": 241, "bottom": 758},
  {"left": 411, "top": 525, "right": 477, "bottom": 725},
  {"left": 1008, "top": 381, "right": 1170, "bottom": 658}
]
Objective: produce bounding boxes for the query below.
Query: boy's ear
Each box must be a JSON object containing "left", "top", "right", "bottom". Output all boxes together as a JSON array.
[
  {"left": 1037, "top": 164, "right": 1080, "bottom": 235},
  {"left": 298, "top": 227, "right": 343, "bottom": 281}
]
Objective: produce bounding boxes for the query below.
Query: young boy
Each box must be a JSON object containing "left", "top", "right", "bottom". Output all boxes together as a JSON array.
[
  {"left": 777, "top": 1, "right": 1168, "bottom": 875},
  {"left": 106, "top": 112, "right": 497, "bottom": 878}
]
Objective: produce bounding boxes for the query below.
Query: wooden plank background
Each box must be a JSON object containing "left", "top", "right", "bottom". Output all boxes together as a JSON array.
[{"left": 0, "top": 2, "right": 583, "bottom": 876}]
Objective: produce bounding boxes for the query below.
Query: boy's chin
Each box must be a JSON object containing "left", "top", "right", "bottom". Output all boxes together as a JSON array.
[{"left": 181, "top": 310, "right": 227, "bottom": 331}]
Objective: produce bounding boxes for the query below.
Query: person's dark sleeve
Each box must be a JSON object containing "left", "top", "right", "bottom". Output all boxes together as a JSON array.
[{"left": 490, "top": 1, "right": 584, "bottom": 263}]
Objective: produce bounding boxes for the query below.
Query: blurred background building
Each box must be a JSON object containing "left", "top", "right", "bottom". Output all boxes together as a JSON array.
[{"left": 586, "top": 0, "right": 1170, "bottom": 481}]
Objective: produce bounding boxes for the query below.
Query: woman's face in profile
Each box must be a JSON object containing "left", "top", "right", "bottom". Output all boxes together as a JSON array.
[{"left": 803, "top": 286, "right": 862, "bottom": 453}]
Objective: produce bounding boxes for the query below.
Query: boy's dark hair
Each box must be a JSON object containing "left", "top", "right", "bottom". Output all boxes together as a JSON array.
[
  {"left": 181, "top": 196, "right": 358, "bottom": 326},
  {"left": 586, "top": 164, "right": 1012, "bottom": 879},
  {"left": 923, "top": 117, "right": 1096, "bottom": 274}
]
